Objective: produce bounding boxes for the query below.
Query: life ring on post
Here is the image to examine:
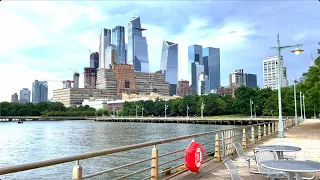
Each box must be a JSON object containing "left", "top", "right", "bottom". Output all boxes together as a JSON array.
[{"left": 184, "top": 140, "right": 204, "bottom": 173}]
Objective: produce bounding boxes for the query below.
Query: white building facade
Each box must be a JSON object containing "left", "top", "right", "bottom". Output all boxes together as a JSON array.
[
  {"left": 99, "top": 28, "right": 111, "bottom": 68},
  {"left": 263, "top": 56, "right": 288, "bottom": 90}
]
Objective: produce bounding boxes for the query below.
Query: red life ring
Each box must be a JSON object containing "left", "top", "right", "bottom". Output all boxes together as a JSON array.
[{"left": 184, "top": 140, "right": 204, "bottom": 172}]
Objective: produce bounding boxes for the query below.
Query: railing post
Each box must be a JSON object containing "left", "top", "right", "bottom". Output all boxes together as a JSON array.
[
  {"left": 271, "top": 123, "right": 274, "bottom": 134},
  {"left": 72, "top": 160, "right": 82, "bottom": 180},
  {"left": 251, "top": 126, "right": 255, "bottom": 144},
  {"left": 232, "top": 130, "right": 236, "bottom": 155},
  {"left": 264, "top": 124, "right": 267, "bottom": 138},
  {"left": 214, "top": 133, "right": 221, "bottom": 162},
  {"left": 151, "top": 145, "right": 158, "bottom": 180},
  {"left": 242, "top": 128, "right": 247, "bottom": 148},
  {"left": 268, "top": 123, "right": 271, "bottom": 136},
  {"left": 258, "top": 125, "right": 262, "bottom": 141}
]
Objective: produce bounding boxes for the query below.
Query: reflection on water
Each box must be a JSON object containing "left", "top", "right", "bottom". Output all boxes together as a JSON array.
[{"left": 0, "top": 120, "right": 236, "bottom": 180}]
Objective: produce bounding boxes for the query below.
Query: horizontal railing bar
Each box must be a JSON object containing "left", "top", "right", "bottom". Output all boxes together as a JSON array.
[
  {"left": 141, "top": 175, "right": 152, "bottom": 180},
  {"left": 0, "top": 121, "right": 272, "bottom": 175},
  {"left": 158, "top": 148, "right": 185, "bottom": 158},
  {"left": 82, "top": 157, "right": 153, "bottom": 179},
  {"left": 158, "top": 156, "right": 184, "bottom": 167},
  {"left": 158, "top": 163, "right": 185, "bottom": 176},
  {"left": 113, "top": 166, "right": 152, "bottom": 180}
]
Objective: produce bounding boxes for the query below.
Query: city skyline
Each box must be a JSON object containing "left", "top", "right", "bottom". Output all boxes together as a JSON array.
[{"left": 0, "top": 1, "right": 319, "bottom": 101}]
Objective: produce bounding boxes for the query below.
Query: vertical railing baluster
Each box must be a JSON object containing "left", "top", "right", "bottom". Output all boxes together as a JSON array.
[
  {"left": 258, "top": 125, "right": 262, "bottom": 141},
  {"left": 264, "top": 124, "right": 267, "bottom": 138},
  {"left": 251, "top": 126, "right": 255, "bottom": 144},
  {"left": 268, "top": 123, "right": 271, "bottom": 136},
  {"left": 214, "top": 133, "right": 221, "bottom": 162},
  {"left": 151, "top": 145, "right": 158, "bottom": 180},
  {"left": 242, "top": 128, "right": 247, "bottom": 148},
  {"left": 72, "top": 160, "right": 82, "bottom": 180}
]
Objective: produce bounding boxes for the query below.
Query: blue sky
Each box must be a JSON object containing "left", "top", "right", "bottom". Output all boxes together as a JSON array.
[{"left": 0, "top": 1, "right": 319, "bottom": 102}]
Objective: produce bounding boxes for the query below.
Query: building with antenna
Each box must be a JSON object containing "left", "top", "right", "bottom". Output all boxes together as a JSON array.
[{"left": 127, "top": 17, "right": 149, "bottom": 72}]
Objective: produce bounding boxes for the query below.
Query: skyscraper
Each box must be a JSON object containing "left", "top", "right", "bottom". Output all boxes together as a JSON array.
[
  {"left": 99, "top": 28, "right": 111, "bottom": 68},
  {"left": 32, "top": 80, "right": 48, "bottom": 103},
  {"left": 112, "top": 26, "right": 126, "bottom": 64},
  {"left": 90, "top": 52, "right": 99, "bottom": 69},
  {"left": 199, "top": 74, "right": 210, "bottom": 95},
  {"left": 263, "top": 56, "right": 288, "bottom": 90},
  {"left": 128, "top": 17, "right": 149, "bottom": 72},
  {"left": 229, "top": 69, "right": 257, "bottom": 88},
  {"left": 191, "top": 62, "right": 204, "bottom": 94},
  {"left": 160, "top": 40, "right": 178, "bottom": 96},
  {"left": 11, "top": 93, "right": 18, "bottom": 103},
  {"left": 105, "top": 45, "right": 118, "bottom": 68},
  {"left": 19, "top": 88, "right": 30, "bottom": 103},
  {"left": 188, "top": 45, "right": 203, "bottom": 81},
  {"left": 203, "top": 47, "right": 220, "bottom": 90},
  {"left": 245, "top": 74, "right": 257, "bottom": 88}
]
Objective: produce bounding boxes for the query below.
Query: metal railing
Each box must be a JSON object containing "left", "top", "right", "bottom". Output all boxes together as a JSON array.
[{"left": 0, "top": 118, "right": 299, "bottom": 180}]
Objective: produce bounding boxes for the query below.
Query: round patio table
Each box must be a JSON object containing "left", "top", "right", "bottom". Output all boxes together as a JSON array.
[
  {"left": 254, "top": 145, "right": 301, "bottom": 159},
  {"left": 260, "top": 160, "right": 320, "bottom": 180}
]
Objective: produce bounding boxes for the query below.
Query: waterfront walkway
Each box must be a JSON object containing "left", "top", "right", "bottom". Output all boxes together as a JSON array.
[{"left": 173, "top": 119, "right": 320, "bottom": 180}]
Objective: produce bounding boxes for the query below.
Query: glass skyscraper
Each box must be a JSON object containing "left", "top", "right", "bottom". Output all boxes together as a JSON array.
[
  {"left": 160, "top": 40, "right": 178, "bottom": 96},
  {"left": 191, "top": 62, "right": 204, "bottom": 94},
  {"left": 188, "top": 45, "right": 203, "bottom": 81},
  {"left": 99, "top": 28, "right": 111, "bottom": 68},
  {"left": 203, "top": 47, "right": 220, "bottom": 90},
  {"left": 19, "top": 88, "right": 30, "bottom": 103},
  {"left": 245, "top": 74, "right": 257, "bottom": 88},
  {"left": 32, "top": 80, "right": 48, "bottom": 103},
  {"left": 128, "top": 17, "right": 149, "bottom": 72},
  {"left": 90, "top": 52, "right": 99, "bottom": 69},
  {"left": 112, "top": 26, "right": 126, "bottom": 64}
]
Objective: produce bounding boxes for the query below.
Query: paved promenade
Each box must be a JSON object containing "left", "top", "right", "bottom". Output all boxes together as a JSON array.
[{"left": 174, "top": 119, "right": 320, "bottom": 180}]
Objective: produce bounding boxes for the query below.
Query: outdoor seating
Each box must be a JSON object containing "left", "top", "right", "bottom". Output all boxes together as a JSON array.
[
  {"left": 233, "top": 142, "right": 259, "bottom": 174},
  {"left": 223, "top": 158, "right": 243, "bottom": 180},
  {"left": 255, "top": 150, "right": 288, "bottom": 179},
  {"left": 275, "top": 140, "right": 297, "bottom": 160}
]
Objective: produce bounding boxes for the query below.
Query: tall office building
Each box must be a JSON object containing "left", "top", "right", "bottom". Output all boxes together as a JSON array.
[
  {"left": 11, "top": 93, "right": 18, "bottom": 103},
  {"left": 112, "top": 26, "right": 126, "bottom": 64},
  {"left": 191, "top": 62, "right": 204, "bottom": 94},
  {"left": 128, "top": 17, "right": 150, "bottom": 72},
  {"left": 177, "top": 80, "right": 191, "bottom": 97},
  {"left": 90, "top": 52, "right": 99, "bottom": 69},
  {"left": 203, "top": 47, "right": 220, "bottom": 90},
  {"left": 32, "top": 80, "right": 48, "bottom": 103},
  {"left": 105, "top": 45, "right": 118, "bottom": 68},
  {"left": 99, "top": 28, "right": 111, "bottom": 68},
  {"left": 19, "top": 88, "right": 30, "bottom": 103},
  {"left": 160, "top": 40, "right": 178, "bottom": 96},
  {"left": 263, "top": 56, "right": 288, "bottom": 90},
  {"left": 198, "top": 74, "right": 210, "bottom": 95},
  {"left": 229, "top": 69, "right": 257, "bottom": 88},
  {"left": 188, "top": 45, "right": 203, "bottom": 81}
]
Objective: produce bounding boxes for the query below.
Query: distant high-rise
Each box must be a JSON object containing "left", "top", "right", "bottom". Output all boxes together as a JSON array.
[
  {"left": 263, "top": 56, "right": 288, "bottom": 90},
  {"left": 160, "top": 40, "right": 178, "bottom": 96},
  {"left": 90, "top": 52, "right": 99, "bottom": 69},
  {"left": 112, "top": 26, "right": 126, "bottom": 64},
  {"left": 229, "top": 69, "right": 257, "bottom": 88},
  {"left": 198, "top": 74, "right": 210, "bottom": 95},
  {"left": 203, "top": 47, "right": 220, "bottom": 90},
  {"left": 188, "top": 45, "right": 203, "bottom": 81},
  {"left": 11, "top": 93, "right": 18, "bottom": 103},
  {"left": 73, "top": 73, "right": 80, "bottom": 88},
  {"left": 99, "top": 28, "right": 111, "bottom": 68},
  {"left": 32, "top": 80, "right": 48, "bottom": 103},
  {"left": 191, "top": 62, "right": 204, "bottom": 94},
  {"left": 128, "top": 17, "right": 149, "bottom": 72},
  {"left": 177, "top": 80, "right": 191, "bottom": 97},
  {"left": 105, "top": 45, "right": 118, "bottom": 68},
  {"left": 19, "top": 88, "right": 30, "bottom": 103}
]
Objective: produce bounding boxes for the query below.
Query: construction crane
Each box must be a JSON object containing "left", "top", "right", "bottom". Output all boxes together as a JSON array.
[
  {"left": 40, "top": 80, "right": 74, "bottom": 88},
  {"left": 88, "top": 49, "right": 92, "bottom": 54},
  {"left": 70, "top": 68, "right": 78, "bottom": 74}
]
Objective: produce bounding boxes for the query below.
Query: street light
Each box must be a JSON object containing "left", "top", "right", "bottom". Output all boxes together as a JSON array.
[
  {"left": 250, "top": 99, "right": 253, "bottom": 119},
  {"left": 300, "top": 92, "right": 303, "bottom": 121},
  {"left": 141, "top": 107, "right": 144, "bottom": 117},
  {"left": 314, "top": 105, "right": 316, "bottom": 119},
  {"left": 254, "top": 106, "right": 258, "bottom": 119},
  {"left": 201, "top": 102, "right": 205, "bottom": 119},
  {"left": 165, "top": 103, "right": 168, "bottom": 118},
  {"left": 270, "top": 109, "right": 274, "bottom": 118},
  {"left": 293, "top": 76, "right": 298, "bottom": 126},
  {"left": 136, "top": 105, "right": 139, "bottom": 118},
  {"left": 270, "top": 33, "right": 303, "bottom": 137},
  {"left": 303, "top": 94, "right": 306, "bottom": 121},
  {"left": 187, "top": 105, "right": 189, "bottom": 118}
]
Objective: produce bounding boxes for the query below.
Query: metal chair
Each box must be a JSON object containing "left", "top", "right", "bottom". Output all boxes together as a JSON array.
[
  {"left": 255, "top": 150, "right": 287, "bottom": 179},
  {"left": 223, "top": 158, "right": 243, "bottom": 180},
  {"left": 233, "top": 142, "right": 259, "bottom": 174}
]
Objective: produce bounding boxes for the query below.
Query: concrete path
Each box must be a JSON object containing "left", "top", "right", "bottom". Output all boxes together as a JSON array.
[{"left": 173, "top": 119, "right": 320, "bottom": 180}]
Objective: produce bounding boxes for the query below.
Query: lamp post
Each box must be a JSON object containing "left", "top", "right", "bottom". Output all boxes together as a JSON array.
[
  {"left": 141, "top": 107, "right": 144, "bottom": 117},
  {"left": 300, "top": 92, "right": 303, "bottom": 121},
  {"left": 165, "top": 104, "right": 168, "bottom": 118},
  {"left": 314, "top": 105, "right": 316, "bottom": 119},
  {"left": 186, "top": 105, "right": 189, "bottom": 118},
  {"left": 250, "top": 99, "right": 253, "bottom": 119},
  {"left": 270, "top": 33, "right": 303, "bottom": 137},
  {"left": 303, "top": 94, "right": 306, "bottom": 121},
  {"left": 270, "top": 109, "right": 274, "bottom": 118},
  {"left": 293, "top": 76, "right": 298, "bottom": 126},
  {"left": 201, "top": 102, "right": 205, "bottom": 119},
  {"left": 136, "top": 105, "right": 139, "bottom": 118}
]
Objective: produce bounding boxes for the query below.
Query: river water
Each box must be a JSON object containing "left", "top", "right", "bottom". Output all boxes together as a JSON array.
[{"left": 0, "top": 120, "right": 236, "bottom": 180}]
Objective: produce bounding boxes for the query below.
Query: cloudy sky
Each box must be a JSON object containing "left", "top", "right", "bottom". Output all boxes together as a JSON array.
[{"left": 0, "top": 1, "right": 319, "bottom": 102}]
